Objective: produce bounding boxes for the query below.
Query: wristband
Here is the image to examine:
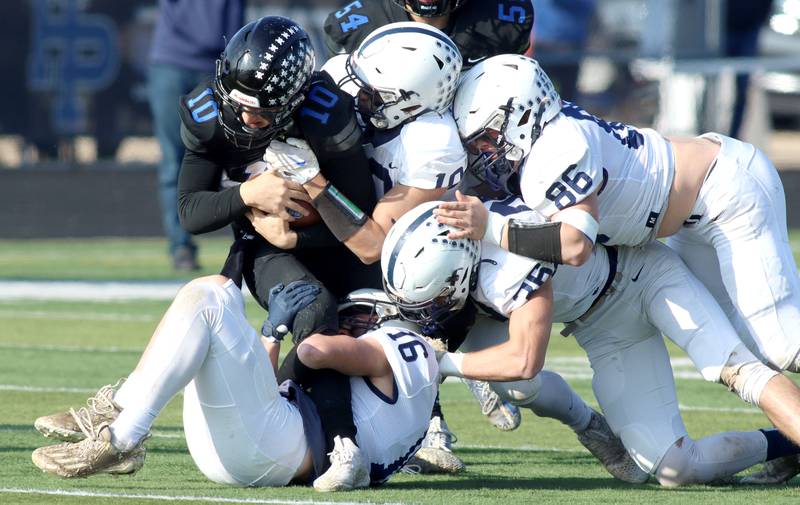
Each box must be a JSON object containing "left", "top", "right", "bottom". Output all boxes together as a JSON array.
[{"left": 438, "top": 352, "right": 465, "bottom": 378}]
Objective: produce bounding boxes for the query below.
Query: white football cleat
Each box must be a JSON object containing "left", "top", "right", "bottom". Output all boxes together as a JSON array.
[
  {"left": 404, "top": 416, "right": 465, "bottom": 474},
  {"left": 577, "top": 410, "right": 649, "bottom": 484},
  {"left": 463, "top": 378, "right": 521, "bottom": 431},
  {"left": 313, "top": 436, "right": 370, "bottom": 492}
]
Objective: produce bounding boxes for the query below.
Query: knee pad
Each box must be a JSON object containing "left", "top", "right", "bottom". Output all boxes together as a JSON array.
[
  {"left": 720, "top": 343, "right": 778, "bottom": 406},
  {"left": 654, "top": 437, "right": 694, "bottom": 487},
  {"left": 491, "top": 374, "right": 543, "bottom": 405}
]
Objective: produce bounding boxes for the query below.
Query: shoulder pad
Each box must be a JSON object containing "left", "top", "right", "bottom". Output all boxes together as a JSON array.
[
  {"left": 450, "top": 0, "right": 533, "bottom": 66},
  {"left": 296, "top": 71, "right": 363, "bottom": 160},
  {"left": 323, "top": 0, "right": 405, "bottom": 56},
  {"left": 179, "top": 80, "right": 224, "bottom": 152}
]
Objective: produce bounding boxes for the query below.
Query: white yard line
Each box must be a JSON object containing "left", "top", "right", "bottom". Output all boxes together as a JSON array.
[
  {"left": 0, "top": 488, "right": 406, "bottom": 505},
  {"left": 0, "top": 309, "right": 157, "bottom": 322},
  {"left": 0, "top": 280, "right": 254, "bottom": 301}
]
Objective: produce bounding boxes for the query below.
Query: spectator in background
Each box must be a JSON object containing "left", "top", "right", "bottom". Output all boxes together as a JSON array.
[
  {"left": 725, "top": 0, "right": 773, "bottom": 139},
  {"left": 147, "top": 0, "right": 244, "bottom": 271},
  {"left": 526, "top": 0, "right": 597, "bottom": 102}
]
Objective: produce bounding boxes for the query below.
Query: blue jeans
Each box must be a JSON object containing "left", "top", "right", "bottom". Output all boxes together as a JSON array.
[{"left": 147, "top": 63, "right": 210, "bottom": 256}]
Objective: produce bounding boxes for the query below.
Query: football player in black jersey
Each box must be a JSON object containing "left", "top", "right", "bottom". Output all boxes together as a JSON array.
[
  {"left": 176, "top": 16, "right": 379, "bottom": 492},
  {"left": 323, "top": 0, "right": 533, "bottom": 68}
]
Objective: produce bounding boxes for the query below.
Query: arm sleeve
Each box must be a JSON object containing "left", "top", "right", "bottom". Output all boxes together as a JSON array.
[{"left": 177, "top": 149, "right": 249, "bottom": 234}]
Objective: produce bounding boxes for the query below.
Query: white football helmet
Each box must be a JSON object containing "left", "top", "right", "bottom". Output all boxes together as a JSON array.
[
  {"left": 454, "top": 55, "right": 561, "bottom": 190},
  {"left": 342, "top": 22, "right": 462, "bottom": 130},
  {"left": 381, "top": 201, "right": 480, "bottom": 328}
]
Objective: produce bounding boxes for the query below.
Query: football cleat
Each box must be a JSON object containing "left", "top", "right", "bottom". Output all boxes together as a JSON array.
[
  {"left": 32, "top": 423, "right": 146, "bottom": 478},
  {"left": 35, "top": 381, "right": 123, "bottom": 442},
  {"left": 313, "top": 436, "right": 370, "bottom": 492},
  {"left": 463, "top": 378, "right": 521, "bottom": 431},
  {"left": 405, "top": 415, "right": 465, "bottom": 474},
  {"left": 740, "top": 455, "right": 800, "bottom": 485},
  {"left": 577, "top": 410, "right": 649, "bottom": 484}
]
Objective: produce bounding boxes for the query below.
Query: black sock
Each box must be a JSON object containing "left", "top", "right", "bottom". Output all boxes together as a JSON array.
[
  {"left": 760, "top": 428, "right": 800, "bottom": 461},
  {"left": 430, "top": 390, "right": 444, "bottom": 420},
  {"left": 279, "top": 345, "right": 358, "bottom": 451}
]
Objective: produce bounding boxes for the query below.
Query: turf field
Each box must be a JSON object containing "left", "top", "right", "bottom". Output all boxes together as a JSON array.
[{"left": 1, "top": 236, "right": 800, "bottom": 505}]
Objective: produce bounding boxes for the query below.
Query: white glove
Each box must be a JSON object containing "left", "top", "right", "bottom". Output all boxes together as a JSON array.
[{"left": 263, "top": 137, "right": 320, "bottom": 185}]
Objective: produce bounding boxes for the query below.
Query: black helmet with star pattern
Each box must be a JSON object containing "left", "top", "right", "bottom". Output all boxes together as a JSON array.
[{"left": 214, "top": 16, "right": 316, "bottom": 149}]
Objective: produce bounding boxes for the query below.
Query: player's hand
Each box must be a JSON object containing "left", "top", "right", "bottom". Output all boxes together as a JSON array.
[
  {"left": 239, "top": 171, "right": 311, "bottom": 219},
  {"left": 246, "top": 209, "right": 298, "bottom": 249},
  {"left": 263, "top": 137, "right": 321, "bottom": 185},
  {"left": 433, "top": 190, "right": 488, "bottom": 240},
  {"left": 261, "top": 280, "right": 321, "bottom": 341}
]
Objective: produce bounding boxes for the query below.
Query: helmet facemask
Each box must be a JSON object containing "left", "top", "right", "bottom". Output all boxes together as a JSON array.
[
  {"left": 340, "top": 55, "right": 421, "bottom": 130},
  {"left": 463, "top": 97, "right": 552, "bottom": 193}
]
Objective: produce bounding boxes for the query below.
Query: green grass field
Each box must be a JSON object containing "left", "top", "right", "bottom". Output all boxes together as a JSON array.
[{"left": 1, "top": 235, "right": 800, "bottom": 504}]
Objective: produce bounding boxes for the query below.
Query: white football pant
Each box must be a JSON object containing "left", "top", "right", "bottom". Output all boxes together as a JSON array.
[
  {"left": 667, "top": 133, "right": 800, "bottom": 370},
  {"left": 111, "top": 278, "right": 308, "bottom": 486}
]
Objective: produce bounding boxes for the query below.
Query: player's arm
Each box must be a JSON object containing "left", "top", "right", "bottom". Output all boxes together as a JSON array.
[
  {"left": 440, "top": 280, "right": 553, "bottom": 382},
  {"left": 297, "top": 334, "right": 391, "bottom": 379},
  {"left": 302, "top": 175, "right": 445, "bottom": 263},
  {"left": 435, "top": 191, "right": 598, "bottom": 266},
  {"left": 177, "top": 148, "right": 249, "bottom": 234}
]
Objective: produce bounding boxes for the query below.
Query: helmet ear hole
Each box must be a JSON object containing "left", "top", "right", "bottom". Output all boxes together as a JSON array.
[{"left": 517, "top": 109, "right": 531, "bottom": 127}]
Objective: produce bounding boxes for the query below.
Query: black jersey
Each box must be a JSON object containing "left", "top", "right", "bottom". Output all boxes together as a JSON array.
[
  {"left": 323, "top": 0, "right": 533, "bottom": 67},
  {"left": 176, "top": 72, "right": 376, "bottom": 248}
]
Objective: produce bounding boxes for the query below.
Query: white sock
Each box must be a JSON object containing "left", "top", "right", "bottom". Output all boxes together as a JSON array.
[
  {"left": 524, "top": 370, "right": 593, "bottom": 431},
  {"left": 112, "top": 370, "right": 142, "bottom": 409}
]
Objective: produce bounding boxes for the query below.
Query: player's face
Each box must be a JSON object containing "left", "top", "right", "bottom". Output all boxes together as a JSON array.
[
  {"left": 465, "top": 128, "right": 502, "bottom": 156},
  {"left": 240, "top": 107, "right": 277, "bottom": 129}
]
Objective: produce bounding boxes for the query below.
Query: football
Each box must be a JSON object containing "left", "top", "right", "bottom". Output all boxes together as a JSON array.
[{"left": 288, "top": 199, "right": 321, "bottom": 228}]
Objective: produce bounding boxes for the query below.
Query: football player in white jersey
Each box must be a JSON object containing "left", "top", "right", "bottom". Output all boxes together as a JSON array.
[
  {"left": 382, "top": 201, "right": 650, "bottom": 483},
  {"left": 387, "top": 200, "right": 800, "bottom": 486},
  {"left": 31, "top": 276, "right": 437, "bottom": 491},
  {"left": 436, "top": 54, "right": 800, "bottom": 482}
]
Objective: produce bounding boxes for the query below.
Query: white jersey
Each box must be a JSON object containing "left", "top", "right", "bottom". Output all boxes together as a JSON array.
[
  {"left": 518, "top": 103, "right": 674, "bottom": 246},
  {"left": 321, "top": 54, "right": 466, "bottom": 200},
  {"left": 364, "top": 112, "right": 466, "bottom": 198},
  {"left": 472, "top": 197, "right": 610, "bottom": 322},
  {"left": 351, "top": 325, "right": 439, "bottom": 484}
]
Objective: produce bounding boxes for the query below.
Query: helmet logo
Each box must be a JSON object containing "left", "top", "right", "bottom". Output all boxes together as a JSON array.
[{"left": 229, "top": 89, "right": 260, "bottom": 107}]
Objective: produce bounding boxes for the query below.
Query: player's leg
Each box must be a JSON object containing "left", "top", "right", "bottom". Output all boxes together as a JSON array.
[
  {"left": 641, "top": 242, "right": 800, "bottom": 448},
  {"left": 460, "top": 315, "right": 648, "bottom": 483},
  {"left": 248, "top": 246, "right": 368, "bottom": 491},
  {"left": 672, "top": 135, "right": 800, "bottom": 371},
  {"left": 32, "top": 276, "right": 309, "bottom": 483},
  {"left": 584, "top": 331, "right": 784, "bottom": 486}
]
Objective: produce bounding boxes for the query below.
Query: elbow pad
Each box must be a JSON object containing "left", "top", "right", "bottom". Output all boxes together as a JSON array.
[
  {"left": 507, "top": 220, "right": 563, "bottom": 264},
  {"left": 552, "top": 208, "right": 598, "bottom": 244}
]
